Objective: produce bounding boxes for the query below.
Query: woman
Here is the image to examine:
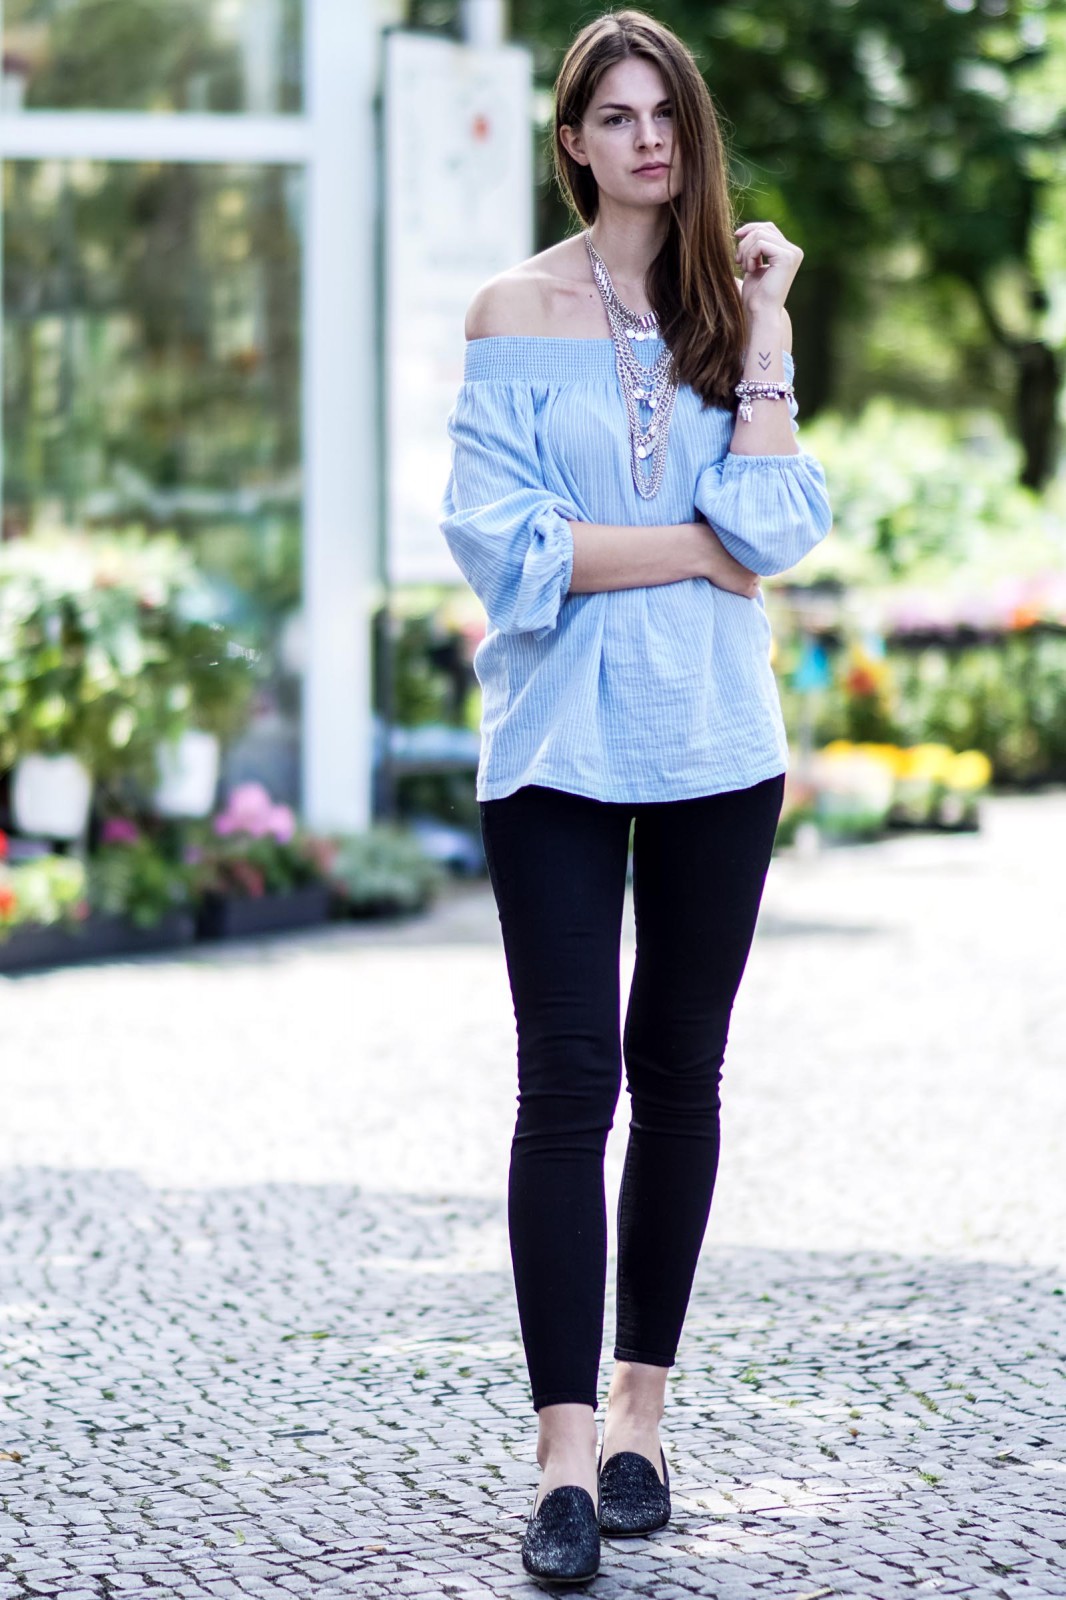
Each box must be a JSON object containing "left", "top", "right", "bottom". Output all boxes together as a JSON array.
[{"left": 440, "top": 9, "right": 831, "bottom": 1584}]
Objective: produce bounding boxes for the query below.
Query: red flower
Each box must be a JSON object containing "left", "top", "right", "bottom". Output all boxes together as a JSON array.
[
  {"left": 0, "top": 884, "right": 17, "bottom": 919},
  {"left": 229, "top": 860, "right": 266, "bottom": 898},
  {"left": 845, "top": 665, "right": 880, "bottom": 698}
]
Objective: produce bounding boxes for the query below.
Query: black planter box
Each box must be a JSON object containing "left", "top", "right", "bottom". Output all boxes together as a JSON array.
[
  {"left": 196, "top": 883, "right": 333, "bottom": 941},
  {"left": 344, "top": 898, "right": 432, "bottom": 921},
  {"left": 0, "top": 910, "right": 196, "bottom": 974}
]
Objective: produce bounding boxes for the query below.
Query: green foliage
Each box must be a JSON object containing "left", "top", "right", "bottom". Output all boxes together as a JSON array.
[
  {"left": 185, "top": 826, "right": 331, "bottom": 901},
  {"left": 0, "top": 851, "right": 87, "bottom": 940},
  {"left": 0, "top": 540, "right": 167, "bottom": 778},
  {"left": 889, "top": 632, "right": 1066, "bottom": 783},
  {"left": 0, "top": 529, "right": 257, "bottom": 779},
  {"left": 392, "top": 613, "right": 461, "bottom": 726},
  {"left": 782, "top": 630, "right": 1066, "bottom": 785},
  {"left": 88, "top": 835, "right": 193, "bottom": 928},
  {"left": 796, "top": 403, "right": 1064, "bottom": 585},
  {"left": 154, "top": 619, "right": 256, "bottom": 744},
  {"left": 328, "top": 826, "right": 445, "bottom": 914},
  {"left": 9, "top": 0, "right": 303, "bottom": 114}
]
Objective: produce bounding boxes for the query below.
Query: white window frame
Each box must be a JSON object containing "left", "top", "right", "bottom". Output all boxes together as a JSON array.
[{"left": 0, "top": 0, "right": 377, "bottom": 832}]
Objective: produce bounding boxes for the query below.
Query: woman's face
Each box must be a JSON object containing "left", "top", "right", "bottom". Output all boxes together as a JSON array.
[{"left": 560, "top": 56, "right": 683, "bottom": 211}]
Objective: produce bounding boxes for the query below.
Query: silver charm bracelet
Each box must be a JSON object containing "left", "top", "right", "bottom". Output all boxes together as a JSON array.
[{"left": 734, "top": 378, "right": 795, "bottom": 424}]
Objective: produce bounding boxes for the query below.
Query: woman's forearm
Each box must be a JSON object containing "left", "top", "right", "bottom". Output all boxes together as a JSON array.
[
  {"left": 569, "top": 521, "right": 705, "bottom": 593},
  {"left": 568, "top": 520, "right": 759, "bottom": 598},
  {"left": 729, "top": 308, "right": 799, "bottom": 458}
]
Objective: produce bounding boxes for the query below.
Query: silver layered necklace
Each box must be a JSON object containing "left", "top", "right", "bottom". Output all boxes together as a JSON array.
[{"left": 584, "top": 229, "right": 679, "bottom": 500}]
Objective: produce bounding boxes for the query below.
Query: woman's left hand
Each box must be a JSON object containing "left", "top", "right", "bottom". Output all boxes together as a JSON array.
[{"left": 734, "top": 221, "right": 803, "bottom": 319}]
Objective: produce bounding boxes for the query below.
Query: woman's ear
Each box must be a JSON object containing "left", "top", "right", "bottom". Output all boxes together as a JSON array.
[{"left": 559, "top": 123, "right": 590, "bottom": 166}]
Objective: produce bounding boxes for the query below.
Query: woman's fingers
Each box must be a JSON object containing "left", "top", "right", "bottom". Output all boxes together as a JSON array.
[
  {"left": 734, "top": 220, "right": 804, "bottom": 312},
  {"left": 735, "top": 220, "right": 778, "bottom": 261},
  {"left": 702, "top": 528, "right": 761, "bottom": 597},
  {"left": 736, "top": 225, "right": 798, "bottom": 271}
]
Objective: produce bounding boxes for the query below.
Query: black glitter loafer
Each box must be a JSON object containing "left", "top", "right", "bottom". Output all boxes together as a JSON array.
[
  {"left": 597, "top": 1447, "right": 671, "bottom": 1538},
  {"left": 521, "top": 1484, "right": 601, "bottom": 1585}
]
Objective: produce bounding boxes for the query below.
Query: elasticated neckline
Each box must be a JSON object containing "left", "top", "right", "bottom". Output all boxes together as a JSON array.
[{"left": 463, "top": 334, "right": 795, "bottom": 386}]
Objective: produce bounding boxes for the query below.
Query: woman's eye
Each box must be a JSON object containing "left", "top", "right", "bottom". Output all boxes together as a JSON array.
[{"left": 602, "top": 107, "right": 671, "bottom": 126}]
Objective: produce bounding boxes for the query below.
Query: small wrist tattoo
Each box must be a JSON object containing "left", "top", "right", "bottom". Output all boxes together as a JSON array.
[{"left": 757, "top": 350, "right": 772, "bottom": 372}]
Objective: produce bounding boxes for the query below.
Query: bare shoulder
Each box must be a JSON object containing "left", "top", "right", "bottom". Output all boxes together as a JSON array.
[
  {"left": 465, "top": 236, "right": 601, "bottom": 340},
  {"left": 464, "top": 271, "right": 545, "bottom": 340}
]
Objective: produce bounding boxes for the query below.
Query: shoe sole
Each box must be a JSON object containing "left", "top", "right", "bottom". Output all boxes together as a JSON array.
[{"left": 523, "top": 1562, "right": 601, "bottom": 1585}]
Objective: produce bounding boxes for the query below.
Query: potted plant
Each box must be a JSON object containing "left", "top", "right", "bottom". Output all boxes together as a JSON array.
[
  {"left": 327, "top": 824, "right": 445, "bottom": 918},
  {"left": 934, "top": 749, "right": 992, "bottom": 831},
  {"left": 0, "top": 819, "right": 200, "bottom": 972},
  {"left": 87, "top": 817, "right": 197, "bottom": 942},
  {"left": 0, "top": 830, "right": 92, "bottom": 971},
  {"left": 0, "top": 535, "right": 166, "bottom": 837},
  {"left": 188, "top": 782, "right": 335, "bottom": 939},
  {"left": 1, "top": 530, "right": 259, "bottom": 835},
  {"left": 149, "top": 620, "right": 257, "bottom": 820}
]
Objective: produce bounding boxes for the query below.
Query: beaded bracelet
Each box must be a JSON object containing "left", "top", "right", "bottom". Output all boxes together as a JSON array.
[{"left": 734, "top": 379, "right": 795, "bottom": 423}]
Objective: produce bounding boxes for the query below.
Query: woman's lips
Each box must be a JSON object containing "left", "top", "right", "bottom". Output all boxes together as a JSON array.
[{"left": 633, "top": 164, "right": 669, "bottom": 176}]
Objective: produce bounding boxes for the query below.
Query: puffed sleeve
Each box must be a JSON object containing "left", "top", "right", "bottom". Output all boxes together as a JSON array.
[
  {"left": 440, "top": 378, "right": 580, "bottom": 642},
  {"left": 693, "top": 352, "right": 833, "bottom": 578}
]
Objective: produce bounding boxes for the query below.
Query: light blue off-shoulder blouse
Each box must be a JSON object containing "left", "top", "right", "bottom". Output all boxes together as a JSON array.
[{"left": 440, "top": 336, "right": 831, "bottom": 804}]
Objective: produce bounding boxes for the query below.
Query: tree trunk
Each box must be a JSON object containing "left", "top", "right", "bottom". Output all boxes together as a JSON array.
[{"left": 1016, "top": 340, "right": 1061, "bottom": 492}]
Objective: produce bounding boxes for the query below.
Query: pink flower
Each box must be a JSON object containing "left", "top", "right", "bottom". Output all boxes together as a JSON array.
[
  {"left": 213, "top": 781, "right": 274, "bottom": 838},
  {"left": 101, "top": 818, "right": 140, "bottom": 846},
  {"left": 267, "top": 804, "right": 296, "bottom": 844},
  {"left": 212, "top": 783, "right": 296, "bottom": 844}
]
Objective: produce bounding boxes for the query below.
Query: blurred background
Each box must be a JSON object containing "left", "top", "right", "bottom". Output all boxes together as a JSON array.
[{"left": 0, "top": 0, "right": 1064, "bottom": 961}]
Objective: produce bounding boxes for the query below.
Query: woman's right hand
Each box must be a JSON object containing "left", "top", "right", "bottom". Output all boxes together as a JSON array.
[{"left": 691, "top": 521, "right": 761, "bottom": 598}]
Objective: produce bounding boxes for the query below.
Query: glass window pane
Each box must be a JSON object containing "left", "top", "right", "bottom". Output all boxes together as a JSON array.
[
  {"left": 2, "top": 157, "right": 305, "bottom": 802},
  {"left": 2, "top": 0, "right": 303, "bottom": 114}
]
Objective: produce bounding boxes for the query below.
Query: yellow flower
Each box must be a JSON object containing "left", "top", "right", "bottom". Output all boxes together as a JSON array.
[
  {"left": 894, "top": 744, "right": 955, "bottom": 782},
  {"left": 946, "top": 750, "right": 992, "bottom": 792},
  {"left": 855, "top": 742, "right": 899, "bottom": 772}
]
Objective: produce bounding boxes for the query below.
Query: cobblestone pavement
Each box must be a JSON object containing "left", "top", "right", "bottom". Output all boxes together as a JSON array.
[{"left": 2, "top": 791, "right": 1064, "bottom": 1600}]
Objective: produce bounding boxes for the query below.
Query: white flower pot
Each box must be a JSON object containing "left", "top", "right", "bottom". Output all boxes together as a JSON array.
[
  {"left": 153, "top": 729, "right": 221, "bottom": 818},
  {"left": 11, "top": 753, "right": 93, "bottom": 840}
]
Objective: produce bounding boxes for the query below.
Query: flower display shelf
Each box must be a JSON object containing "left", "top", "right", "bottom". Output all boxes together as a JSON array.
[
  {"left": 0, "top": 911, "right": 196, "bottom": 974},
  {"left": 196, "top": 883, "right": 333, "bottom": 942}
]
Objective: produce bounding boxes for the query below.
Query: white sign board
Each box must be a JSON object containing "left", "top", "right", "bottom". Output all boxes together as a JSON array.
[{"left": 383, "top": 30, "right": 533, "bottom": 584}]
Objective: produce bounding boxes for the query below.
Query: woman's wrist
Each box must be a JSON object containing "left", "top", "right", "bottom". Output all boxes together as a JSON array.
[
  {"left": 689, "top": 520, "right": 729, "bottom": 580},
  {"left": 741, "top": 310, "right": 788, "bottom": 380},
  {"left": 686, "top": 521, "right": 720, "bottom": 581}
]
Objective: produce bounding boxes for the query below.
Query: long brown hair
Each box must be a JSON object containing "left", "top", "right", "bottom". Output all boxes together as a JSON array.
[{"left": 552, "top": 9, "right": 745, "bottom": 409}]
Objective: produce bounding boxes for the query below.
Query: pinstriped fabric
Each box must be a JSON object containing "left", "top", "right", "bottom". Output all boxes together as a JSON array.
[{"left": 439, "top": 336, "right": 832, "bottom": 804}]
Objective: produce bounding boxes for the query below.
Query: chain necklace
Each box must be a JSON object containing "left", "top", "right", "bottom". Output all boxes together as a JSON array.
[{"left": 584, "top": 229, "right": 679, "bottom": 500}]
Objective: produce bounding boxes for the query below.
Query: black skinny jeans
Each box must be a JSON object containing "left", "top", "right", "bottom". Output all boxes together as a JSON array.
[{"left": 479, "top": 774, "right": 785, "bottom": 1412}]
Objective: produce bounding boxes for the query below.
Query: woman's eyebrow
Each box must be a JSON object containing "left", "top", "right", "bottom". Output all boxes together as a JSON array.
[{"left": 594, "top": 99, "right": 672, "bottom": 112}]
